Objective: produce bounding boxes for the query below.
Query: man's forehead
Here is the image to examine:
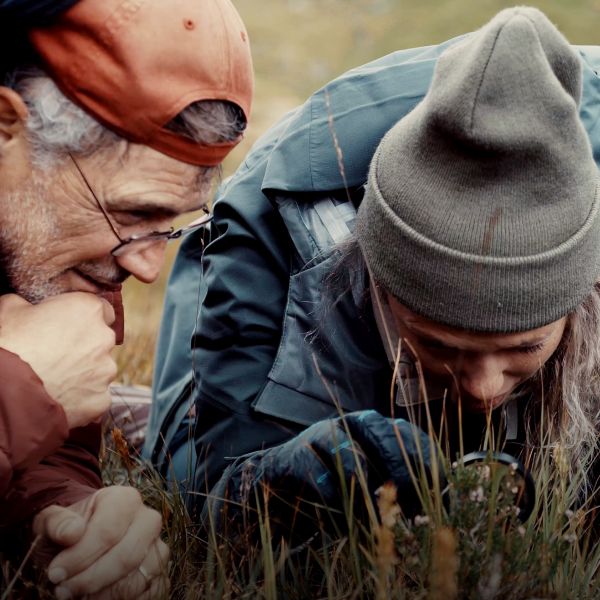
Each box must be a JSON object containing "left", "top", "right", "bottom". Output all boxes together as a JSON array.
[
  {"left": 90, "top": 142, "right": 207, "bottom": 191},
  {"left": 78, "top": 142, "right": 210, "bottom": 218}
]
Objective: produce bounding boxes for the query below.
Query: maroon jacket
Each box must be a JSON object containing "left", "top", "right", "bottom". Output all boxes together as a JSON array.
[
  {"left": 0, "top": 288, "right": 124, "bottom": 526},
  {"left": 0, "top": 348, "right": 102, "bottom": 526}
]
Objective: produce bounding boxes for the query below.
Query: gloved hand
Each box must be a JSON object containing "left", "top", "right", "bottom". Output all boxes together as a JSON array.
[{"left": 204, "top": 410, "right": 440, "bottom": 542}]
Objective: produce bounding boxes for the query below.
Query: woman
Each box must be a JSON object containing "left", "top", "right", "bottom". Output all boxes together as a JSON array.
[
  {"left": 200, "top": 6, "right": 600, "bottom": 535},
  {"left": 352, "top": 2, "right": 600, "bottom": 491}
]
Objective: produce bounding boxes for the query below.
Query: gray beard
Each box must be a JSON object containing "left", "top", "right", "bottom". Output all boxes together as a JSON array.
[
  {"left": 0, "top": 173, "right": 63, "bottom": 302},
  {"left": 0, "top": 172, "right": 128, "bottom": 303}
]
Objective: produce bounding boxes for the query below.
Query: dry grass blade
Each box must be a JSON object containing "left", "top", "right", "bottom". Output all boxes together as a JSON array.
[{"left": 428, "top": 527, "right": 458, "bottom": 600}]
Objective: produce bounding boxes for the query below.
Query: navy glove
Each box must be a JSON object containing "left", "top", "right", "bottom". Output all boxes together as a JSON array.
[{"left": 203, "top": 410, "right": 439, "bottom": 542}]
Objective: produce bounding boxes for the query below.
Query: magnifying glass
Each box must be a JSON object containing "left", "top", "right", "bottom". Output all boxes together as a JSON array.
[{"left": 458, "top": 451, "right": 536, "bottom": 522}]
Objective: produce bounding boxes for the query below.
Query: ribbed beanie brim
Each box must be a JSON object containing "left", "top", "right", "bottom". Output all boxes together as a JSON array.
[{"left": 356, "top": 6, "right": 600, "bottom": 332}]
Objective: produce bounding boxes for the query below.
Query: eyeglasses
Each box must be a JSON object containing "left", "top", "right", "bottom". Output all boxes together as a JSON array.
[{"left": 68, "top": 153, "right": 213, "bottom": 257}]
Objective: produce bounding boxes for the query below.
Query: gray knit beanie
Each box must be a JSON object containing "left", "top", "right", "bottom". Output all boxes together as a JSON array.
[{"left": 356, "top": 6, "right": 600, "bottom": 332}]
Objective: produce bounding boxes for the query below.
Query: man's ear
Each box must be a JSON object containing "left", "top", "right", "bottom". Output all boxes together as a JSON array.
[{"left": 0, "top": 87, "right": 28, "bottom": 147}]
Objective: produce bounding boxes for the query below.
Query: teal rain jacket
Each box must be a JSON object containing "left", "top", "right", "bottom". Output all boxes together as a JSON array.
[{"left": 145, "top": 39, "right": 600, "bottom": 496}]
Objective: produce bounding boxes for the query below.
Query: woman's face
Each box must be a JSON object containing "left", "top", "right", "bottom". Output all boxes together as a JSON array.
[{"left": 386, "top": 295, "right": 568, "bottom": 413}]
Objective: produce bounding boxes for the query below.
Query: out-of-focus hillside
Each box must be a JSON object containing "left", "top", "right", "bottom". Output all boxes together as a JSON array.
[
  {"left": 229, "top": 0, "right": 600, "bottom": 167},
  {"left": 118, "top": 0, "right": 600, "bottom": 383}
]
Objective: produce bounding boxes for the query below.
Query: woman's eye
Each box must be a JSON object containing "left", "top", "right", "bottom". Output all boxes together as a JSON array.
[
  {"left": 420, "top": 340, "right": 453, "bottom": 353},
  {"left": 518, "top": 343, "right": 545, "bottom": 355}
]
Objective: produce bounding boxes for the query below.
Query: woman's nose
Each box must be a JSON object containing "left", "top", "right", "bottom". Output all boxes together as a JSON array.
[{"left": 458, "top": 353, "right": 506, "bottom": 405}]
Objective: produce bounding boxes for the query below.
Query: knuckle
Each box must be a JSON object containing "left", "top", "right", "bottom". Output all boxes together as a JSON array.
[
  {"left": 95, "top": 392, "right": 112, "bottom": 414},
  {"left": 97, "top": 526, "right": 122, "bottom": 549},
  {"left": 99, "top": 330, "right": 117, "bottom": 354},
  {"left": 100, "top": 485, "right": 140, "bottom": 504},
  {"left": 122, "top": 485, "right": 142, "bottom": 504},
  {"left": 72, "top": 291, "right": 99, "bottom": 309},
  {"left": 106, "top": 358, "right": 118, "bottom": 380},
  {"left": 0, "top": 294, "right": 26, "bottom": 318},
  {"left": 157, "top": 541, "right": 170, "bottom": 566},
  {"left": 118, "top": 551, "right": 141, "bottom": 574},
  {"left": 105, "top": 485, "right": 142, "bottom": 510},
  {"left": 102, "top": 323, "right": 116, "bottom": 341},
  {"left": 0, "top": 293, "right": 24, "bottom": 308},
  {"left": 146, "top": 508, "right": 164, "bottom": 534}
]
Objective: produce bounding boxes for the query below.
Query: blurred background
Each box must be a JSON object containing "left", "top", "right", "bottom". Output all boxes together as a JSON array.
[{"left": 116, "top": 0, "right": 600, "bottom": 385}]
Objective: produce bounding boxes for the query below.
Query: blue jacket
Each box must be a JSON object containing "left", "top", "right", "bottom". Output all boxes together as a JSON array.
[{"left": 146, "top": 39, "right": 600, "bottom": 493}]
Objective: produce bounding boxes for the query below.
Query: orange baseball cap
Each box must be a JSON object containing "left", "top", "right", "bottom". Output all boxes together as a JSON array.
[{"left": 28, "top": 0, "right": 253, "bottom": 167}]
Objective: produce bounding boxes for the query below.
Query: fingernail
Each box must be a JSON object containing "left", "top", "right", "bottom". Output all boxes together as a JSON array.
[
  {"left": 55, "top": 586, "right": 72, "bottom": 600},
  {"left": 48, "top": 567, "right": 67, "bottom": 584}
]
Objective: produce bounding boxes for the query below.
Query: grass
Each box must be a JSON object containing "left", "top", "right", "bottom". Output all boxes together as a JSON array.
[
  {"left": 5, "top": 400, "right": 600, "bottom": 598},
  {"left": 4, "top": 1, "right": 600, "bottom": 597},
  {"left": 33, "top": 421, "right": 600, "bottom": 598}
]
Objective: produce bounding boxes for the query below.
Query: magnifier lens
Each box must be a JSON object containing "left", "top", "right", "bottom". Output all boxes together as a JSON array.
[{"left": 459, "top": 451, "right": 536, "bottom": 522}]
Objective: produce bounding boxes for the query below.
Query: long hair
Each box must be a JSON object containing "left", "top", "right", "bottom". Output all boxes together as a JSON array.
[{"left": 532, "top": 282, "right": 600, "bottom": 484}]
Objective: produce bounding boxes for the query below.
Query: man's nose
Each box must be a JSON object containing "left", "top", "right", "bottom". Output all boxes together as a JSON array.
[
  {"left": 457, "top": 353, "right": 506, "bottom": 403},
  {"left": 115, "top": 241, "right": 167, "bottom": 284}
]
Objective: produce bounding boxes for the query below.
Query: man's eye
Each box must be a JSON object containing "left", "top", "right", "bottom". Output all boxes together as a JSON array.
[{"left": 113, "top": 210, "right": 153, "bottom": 225}]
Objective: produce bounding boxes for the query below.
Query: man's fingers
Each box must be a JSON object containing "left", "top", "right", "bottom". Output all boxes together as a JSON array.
[
  {"left": 44, "top": 291, "right": 116, "bottom": 326},
  {"left": 48, "top": 487, "right": 140, "bottom": 580},
  {"left": 33, "top": 505, "right": 86, "bottom": 549},
  {"left": 98, "top": 296, "right": 116, "bottom": 327},
  {"left": 57, "top": 505, "right": 164, "bottom": 596},
  {"left": 0, "top": 293, "right": 30, "bottom": 315},
  {"left": 61, "top": 508, "right": 163, "bottom": 596},
  {"left": 83, "top": 541, "right": 170, "bottom": 600}
]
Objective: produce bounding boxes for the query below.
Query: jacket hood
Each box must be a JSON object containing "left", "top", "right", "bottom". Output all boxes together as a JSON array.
[{"left": 260, "top": 39, "right": 600, "bottom": 195}]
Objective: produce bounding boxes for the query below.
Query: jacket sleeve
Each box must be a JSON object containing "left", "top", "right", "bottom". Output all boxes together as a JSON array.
[
  {"left": 189, "top": 166, "right": 301, "bottom": 495},
  {"left": 0, "top": 348, "right": 101, "bottom": 526},
  {"left": 0, "top": 348, "right": 68, "bottom": 497},
  {"left": 0, "top": 423, "right": 101, "bottom": 525}
]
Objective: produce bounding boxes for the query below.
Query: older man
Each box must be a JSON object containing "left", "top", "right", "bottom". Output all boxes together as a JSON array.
[{"left": 0, "top": 0, "right": 252, "bottom": 597}]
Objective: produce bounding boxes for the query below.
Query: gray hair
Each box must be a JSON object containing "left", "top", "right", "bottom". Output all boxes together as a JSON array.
[
  {"left": 530, "top": 283, "right": 600, "bottom": 493},
  {"left": 5, "top": 67, "right": 246, "bottom": 186}
]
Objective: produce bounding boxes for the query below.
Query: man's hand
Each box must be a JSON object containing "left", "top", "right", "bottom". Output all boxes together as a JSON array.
[
  {"left": 33, "top": 486, "right": 170, "bottom": 599},
  {"left": 0, "top": 293, "right": 117, "bottom": 429}
]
